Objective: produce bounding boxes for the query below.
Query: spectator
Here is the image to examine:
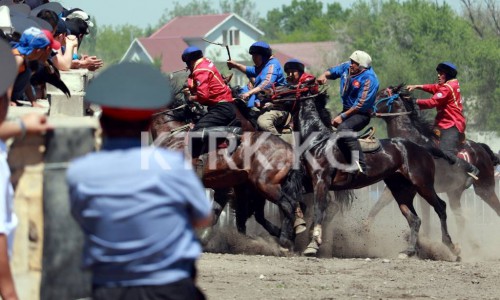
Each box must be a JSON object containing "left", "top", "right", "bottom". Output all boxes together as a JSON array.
[
  {"left": 65, "top": 14, "right": 102, "bottom": 71},
  {"left": 67, "top": 62, "right": 211, "bottom": 300},
  {"left": 0, "top": 38, "right": 51, "bottom": 300},
  {"left": 10, "top": 26, "right": 60, "bottom": 107}
]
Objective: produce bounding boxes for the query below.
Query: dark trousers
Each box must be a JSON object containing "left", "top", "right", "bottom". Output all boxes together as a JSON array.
[
  {"left": 439, "top": 126, "right": 476, "bottom": 173},
  {"left": 92, "top": 278, "right": 206, "bottom": 300},
  {"left": 191, "top": 102, "right": 239, "bottom": 158},
  {"left": 336, "top": 113, "right": 371, "bottom": 169}
]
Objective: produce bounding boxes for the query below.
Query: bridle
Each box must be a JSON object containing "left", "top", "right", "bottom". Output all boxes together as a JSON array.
[{"left": 373, "top": 88, "right": 413, "bottom": 117}]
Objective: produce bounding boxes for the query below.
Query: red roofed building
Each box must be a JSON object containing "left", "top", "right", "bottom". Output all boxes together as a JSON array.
[
  {"left": 121, "top": 13, "right": 342, "bottom": 84},
  {"left": 121, "top": 13, "right": 264, "bottom": 81}
]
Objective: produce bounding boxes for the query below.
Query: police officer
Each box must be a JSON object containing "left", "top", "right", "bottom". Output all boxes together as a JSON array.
[{"left": 67, "top": 62, "right": 212, "bottom": 300}]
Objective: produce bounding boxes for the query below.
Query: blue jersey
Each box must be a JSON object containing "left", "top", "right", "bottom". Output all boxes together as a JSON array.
[
  {"left": 67, "top": 138, "right": 211, "bottom": 287},
  {"left": 327, "top": 62, "right": 379, "bottom": 116},
  {"left": 244, "top": 57, "right": 287, "bottom": 107}
]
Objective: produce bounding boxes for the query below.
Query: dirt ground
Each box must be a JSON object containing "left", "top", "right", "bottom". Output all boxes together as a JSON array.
[{"left": 196, "top": 191, "right": 500, "bottom": 300}]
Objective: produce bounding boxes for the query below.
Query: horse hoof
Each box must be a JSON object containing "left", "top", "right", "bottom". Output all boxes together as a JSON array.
[
  {"left": 303, "top": 247, "right": 318, "bottom": 257},
  {"left": 455, "top": 255, "right": 462, "bottom": 262},
  {"left": 452, "top": 244, "right": 462, "bottom": 257},
  {"left": 303, "top": 241, "right": 319, "bottom": 257},
  {"left": 398, "top": 253, "right": 409, "bottom": 259},
  {"left": 295, "top": 224, "right": 307, "bottom": 234}
]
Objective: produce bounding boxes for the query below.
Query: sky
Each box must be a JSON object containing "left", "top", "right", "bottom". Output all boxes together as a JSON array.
[{"left": 55, "top": 0, "right": 464, "bottom": 28}]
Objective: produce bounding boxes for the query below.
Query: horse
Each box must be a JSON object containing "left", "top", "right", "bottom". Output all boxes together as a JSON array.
[
  {"left": 367, "top": 84, "right": 500, "bottom": 241},
  {"left": 292, "top": 90, "right": 460, "bottom": 259},
  {"left": 150, "top": 90, "right": 304, "bottom": 250}
]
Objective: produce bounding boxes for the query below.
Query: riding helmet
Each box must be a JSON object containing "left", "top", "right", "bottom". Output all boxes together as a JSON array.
[
  {"left": 349, "top": 50, "right": 372, "bottom": 68},
  {"left": 436, "top": 62, "right": 457, "bottom": 79},
  {"left": 181, "top": 46, "right": 203, "bottom": 63},
  {"left": 249, "top": 41, "right": 272, "bottom": 57},
  {"left": 284, "top": 59, "right": 305, "bottom": 73}
]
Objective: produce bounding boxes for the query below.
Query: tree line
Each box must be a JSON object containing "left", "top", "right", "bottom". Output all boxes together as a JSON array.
[{"left": 79, "top": 0, "right": 500, "bottom": 133}]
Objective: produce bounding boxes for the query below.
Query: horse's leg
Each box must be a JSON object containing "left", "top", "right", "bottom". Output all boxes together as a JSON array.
[
  {"left": 253, "top": 169, "right": 303, "bottom": 250},
  {"left": 418, "top": 195, "right": 431, "bottom": 237},
  {"left": 365, "top": 186, "right": 393, "bottom": 230},
  {"left": 384, "top": 178, "right": 420, "bottom": 257},
  {"left": 212, "top": 188, "right": 232, "bottom": 226},
  {"left": 304, "top": 174, "right": 331, "bottom": 257},
  {"left": 474, "top": 184, "right": 500, "bottom": 217},
  {"left": 446, "top": 189, "right": 466, "bottom": 238},
  {"left": 415, "top": 184, "right": 460, "bottom": 259},
  {"left": 233, "top": 184, "right": 250, "bottom": 235},
  {"left": 253, "top": 193, "right": 281, "bottom": 238}
]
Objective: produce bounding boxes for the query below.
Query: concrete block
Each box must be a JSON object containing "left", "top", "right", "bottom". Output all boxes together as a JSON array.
[
  {"left": 46, "top": 69, "right": 93, "bottom": 94},
  {"left": 48, "top": 92, "right": 86, "bottom": 117}
]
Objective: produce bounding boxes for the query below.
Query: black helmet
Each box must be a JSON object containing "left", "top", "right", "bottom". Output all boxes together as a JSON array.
[
  {"left": 249, "top": 41, "right": 272, "bottom": 57},
  {"left": 436, "top": 62, "right": 457, "bottom": 79},
  {"left": 284, "top": 59, "right": 304, "bottom": 73},
  {"left": 181, "top": 46, "right": 203, "bottom": 63}
]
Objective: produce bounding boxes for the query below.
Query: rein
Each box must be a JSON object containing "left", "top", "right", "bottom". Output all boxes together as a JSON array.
[
  {"left": 152, "top": 104, "right": 188, "bottom": 116},
  {"left": 373, "top": 93, "right": 413, "bottom": 118}
]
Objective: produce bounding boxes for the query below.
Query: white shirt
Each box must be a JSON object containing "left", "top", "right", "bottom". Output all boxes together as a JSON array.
[{"left": 0, "top": 140, "right": 17, "bottom": 258}]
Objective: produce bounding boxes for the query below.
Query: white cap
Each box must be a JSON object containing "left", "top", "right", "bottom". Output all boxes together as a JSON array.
[
  {"left": 67, "top": 10, "right": 94, "bottom": 27},
  {"left": 0, "top": 6, "right": 13, "bottom": 34},
  {"left": 349, "top": 50, "right": 372, "bottom": 68}
]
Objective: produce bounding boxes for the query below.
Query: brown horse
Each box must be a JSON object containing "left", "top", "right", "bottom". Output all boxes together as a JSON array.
[
  {"left": 293, "top": 91, "right": 460, "bottom": 259},
  {"left": 367, "top": 85, "right": 500, "bottom": 240},
  {"left": 150, "top": 94, "right": 304, "bottom": 249}
]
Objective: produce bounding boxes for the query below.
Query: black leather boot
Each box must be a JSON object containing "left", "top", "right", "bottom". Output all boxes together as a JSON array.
[
  {"left": 344, "top": 137, "right": 367, "bottom": 174},
  {"left": 456, "top": 159, "right": 479, "bottom": 189}
]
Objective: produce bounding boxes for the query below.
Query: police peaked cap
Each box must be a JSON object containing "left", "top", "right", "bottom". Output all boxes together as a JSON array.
[
  {"left": 85, "top": 62, "right": 173, "bottom": 110},
  {"left": 181, "top": 46, "right": 203, "bottom": 63},
  {"left": 0, "top": 39, "right": 18, "bottom": 96},
  {"left": 436, "top": 62, "right": 457, "bottom": 78},
  {"left": 284, "top": 59, "right": 305, "bottom": 73},
  {"left": 249, "top": 41, "right": 272, "bottom": 57}
]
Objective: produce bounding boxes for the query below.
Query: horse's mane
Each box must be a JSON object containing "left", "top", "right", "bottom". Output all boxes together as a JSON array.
[
  {"left": 389, "top": 84, "right": 438, "bottom": 140},
  {"left": 312, "top": 92, "right": 333, "bottom": 129}
]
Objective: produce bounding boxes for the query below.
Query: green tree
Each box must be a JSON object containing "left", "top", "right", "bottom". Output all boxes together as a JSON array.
[{"left": 220, "top": 0, "right": 260, "bottom": 24}]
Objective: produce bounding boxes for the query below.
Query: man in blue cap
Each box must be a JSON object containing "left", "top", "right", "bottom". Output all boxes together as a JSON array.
[
  {"left": 227, "top": 41, "right": 286, "bottom": 109},
  {"left": 67, "top": 62, "right": 212, "bottom": 300},
  {"left": 407, "top": 62, "right": 479, "bottom": 187}
]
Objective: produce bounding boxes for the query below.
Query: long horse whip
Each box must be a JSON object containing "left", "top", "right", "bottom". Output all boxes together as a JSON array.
[{"left": 202, "top": 38, "right": 232, "bottom": 69}]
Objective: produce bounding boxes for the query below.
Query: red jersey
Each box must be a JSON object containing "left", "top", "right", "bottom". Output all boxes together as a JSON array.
[
  {"left": 188, "top": 57, "right": 233, "bottom": 107},
  {"left": 416, "top": 79, "right": 466, "bottom": 133},
  {"left": 298, "top": 72, "right": 316, "bottom": 85}
]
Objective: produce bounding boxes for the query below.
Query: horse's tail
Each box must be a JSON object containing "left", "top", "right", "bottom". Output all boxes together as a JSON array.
[
  {"left": 477, "top": 142, "right": 500, "bottom": 166},
  {"left": 333, "top": 190, "right": 355, "bottom": 214},
  {"left": 424, "top": 145, "right": 456, "bottom": 164}
]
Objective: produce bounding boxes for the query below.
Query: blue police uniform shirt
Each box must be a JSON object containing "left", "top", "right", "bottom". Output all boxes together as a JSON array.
[
  {"left": 244, "top": 57, "right": 287, "bottom": 107},
  {"left": 66, "top": 137, "right": 211, "bottom": 287},
  {"left": 327, "top": 61, "right": 380, "bottom": 113}
]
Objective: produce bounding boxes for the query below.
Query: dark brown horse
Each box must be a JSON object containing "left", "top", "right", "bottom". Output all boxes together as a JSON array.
[
  {"left": 150, "top": 94, "right": 304, "bottom": 249},
  {"left": 293, "top": 91, "right": 460, "bottom": 259},
  {"left": 367, "top": 85, "right": 500, "bottom": 240}
]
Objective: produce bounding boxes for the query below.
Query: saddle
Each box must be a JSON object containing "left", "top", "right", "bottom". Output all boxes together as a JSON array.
[{"left": 357, "top": 127, "right": 381, "bottom": 153}]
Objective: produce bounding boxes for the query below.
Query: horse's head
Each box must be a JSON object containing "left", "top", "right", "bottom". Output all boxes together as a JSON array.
[
  {"left": 150, "top": 80, "right": 207, "bottom": 140},
  {"left": 374, "top": 84, "right": 418, "bottom": 116}
]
